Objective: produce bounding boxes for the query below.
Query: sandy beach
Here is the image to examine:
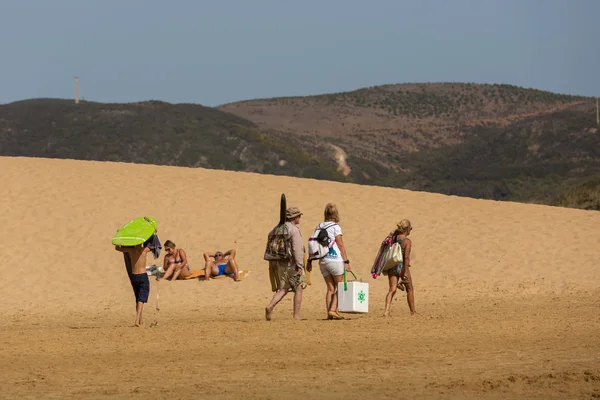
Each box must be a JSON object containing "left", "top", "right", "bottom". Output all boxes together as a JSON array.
[{"left": 1, "top": 156, "right": 599, "bottom": 399}]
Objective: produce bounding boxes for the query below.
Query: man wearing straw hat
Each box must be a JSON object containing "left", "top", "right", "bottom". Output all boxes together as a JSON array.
[{"left": 265, "top": 206, "right": 306, "bottom": 321}]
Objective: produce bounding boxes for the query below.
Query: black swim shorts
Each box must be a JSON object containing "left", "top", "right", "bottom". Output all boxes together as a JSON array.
[{"left": 129, "top": 273, "right": 150, "bottom": 303}]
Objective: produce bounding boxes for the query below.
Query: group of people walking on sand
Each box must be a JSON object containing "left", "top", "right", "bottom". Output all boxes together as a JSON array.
[
  {"left": 115, "top": 202, "right": 416, "bottom": 326},
  {"left": 264, "top": 202, "right": 416, "bottom": 321}
]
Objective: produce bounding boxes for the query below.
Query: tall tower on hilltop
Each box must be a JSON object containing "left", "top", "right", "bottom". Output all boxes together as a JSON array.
[{"left": 74, "top": 76, "right": 79, "bottom": 104}]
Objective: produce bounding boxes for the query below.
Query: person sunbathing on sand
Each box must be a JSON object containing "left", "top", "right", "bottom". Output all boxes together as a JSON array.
[
  {"left": 203, "top": 249, "right": 241, "bottom": 281},
  {"left": 383, "top": 219, "right": 416, "bottom": 317},
  {"left": 161, "top": 240, "right": 191, "bottom": 281}
]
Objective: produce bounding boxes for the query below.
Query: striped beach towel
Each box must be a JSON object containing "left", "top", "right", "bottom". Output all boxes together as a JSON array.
[{"left": 370, "top": 234, "right": 394, "bottom": 278}]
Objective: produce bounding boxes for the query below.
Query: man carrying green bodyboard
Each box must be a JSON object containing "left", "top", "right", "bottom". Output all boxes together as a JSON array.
[{"left": 113, "top": 216, "right": 162, "bottom": 327}]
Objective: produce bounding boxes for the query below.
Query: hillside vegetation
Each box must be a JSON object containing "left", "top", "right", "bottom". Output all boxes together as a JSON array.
[
  {"left": 1, "top": 83, "right": 598, "bottom": 210},
  {"left": 220, "top": 83, "right": 599, "bottom": 210},
  {"left": 0, "top": 99, "right": 345, "bottom": 181},
  {"left": 223, "top": 83, "right": 581, "bottom": 120}
]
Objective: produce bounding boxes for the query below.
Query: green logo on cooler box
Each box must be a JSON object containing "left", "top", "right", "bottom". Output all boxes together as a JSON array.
[{"left": 357, "top": 290, "right": 366, "bottom": 303}]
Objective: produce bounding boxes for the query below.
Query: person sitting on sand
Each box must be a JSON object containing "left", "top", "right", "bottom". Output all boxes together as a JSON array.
[
  {"left": 203, "top": 249, "right": 241, "bottom": 281},
  {"left": 383, "top": 219, "right": 416, "bottom": 316},
  {"left": 161, "top": 240, "right": 191, "bottom": 281}
]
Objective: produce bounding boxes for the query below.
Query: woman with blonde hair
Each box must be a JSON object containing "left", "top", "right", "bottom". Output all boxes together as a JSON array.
[
  {"left": 308, "top": 203, "right": 351, "bottom": 320},
  {"left": 383, "top": 219, "right": 416, "bottom": 316}
]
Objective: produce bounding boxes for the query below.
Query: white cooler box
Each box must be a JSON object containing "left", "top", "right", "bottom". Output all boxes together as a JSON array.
[{"left": 337, "top": 271, "right": 369, "bottom": 313}]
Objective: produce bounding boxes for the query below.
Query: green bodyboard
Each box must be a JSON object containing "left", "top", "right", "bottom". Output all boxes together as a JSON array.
[{"left": 112, "top": 216, "right": 158, "bottom": 246}]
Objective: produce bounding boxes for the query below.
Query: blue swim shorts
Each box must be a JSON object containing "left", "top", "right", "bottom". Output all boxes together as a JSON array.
[{"left": 217, "top": 264, "right": 227, "bottom": 276}]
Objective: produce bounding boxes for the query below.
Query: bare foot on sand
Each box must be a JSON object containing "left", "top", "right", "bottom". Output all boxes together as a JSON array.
[
  {"left": 265, "top": 307, "right": 272, "bottom": 321},
  {"left": 383, "top": 311, "right": 391, "bottom": 317},
  {"left": 327, "top": 312, "right": 345, "bottom": 320}
]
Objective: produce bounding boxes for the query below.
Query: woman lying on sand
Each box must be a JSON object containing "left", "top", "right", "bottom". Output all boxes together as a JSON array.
[
  {"left": 161, "top": 240, "right": 191, "bottom": 280},
  {"left": 383, "top": 219, "right": 416, "bottom": 316}
]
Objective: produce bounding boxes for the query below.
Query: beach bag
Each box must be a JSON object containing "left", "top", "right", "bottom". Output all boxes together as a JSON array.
[
  {"left": 264, "top": 223, "right": 293, "bottom": 261},
  {"left": 382, "top": 242, "right": 403, "bottom": 271},
  {"left": 307, "top": 223, "right": 337, "bottom": 261}
]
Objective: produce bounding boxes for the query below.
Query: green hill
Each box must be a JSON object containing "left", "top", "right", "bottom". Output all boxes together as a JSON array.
[
  {"left": 0, "top": 98, "right": 345, "bottom": 181},
  {"left": 1, "top": 83, "right": 598, "bottom": 210}
]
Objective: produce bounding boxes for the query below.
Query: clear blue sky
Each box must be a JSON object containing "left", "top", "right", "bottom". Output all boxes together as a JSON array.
[{"left": 1, "top": 0, "right": 598, "bottom": 106}]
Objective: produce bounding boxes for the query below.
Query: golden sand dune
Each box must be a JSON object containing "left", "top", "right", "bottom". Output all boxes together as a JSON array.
[{"left": 1, "top": 156, "right": 599, "bottom": 399}]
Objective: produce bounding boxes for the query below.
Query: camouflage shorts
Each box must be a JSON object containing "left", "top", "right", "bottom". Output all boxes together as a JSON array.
[{"left": 269, "top": 261, "right": 306, "bottom": 292}]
